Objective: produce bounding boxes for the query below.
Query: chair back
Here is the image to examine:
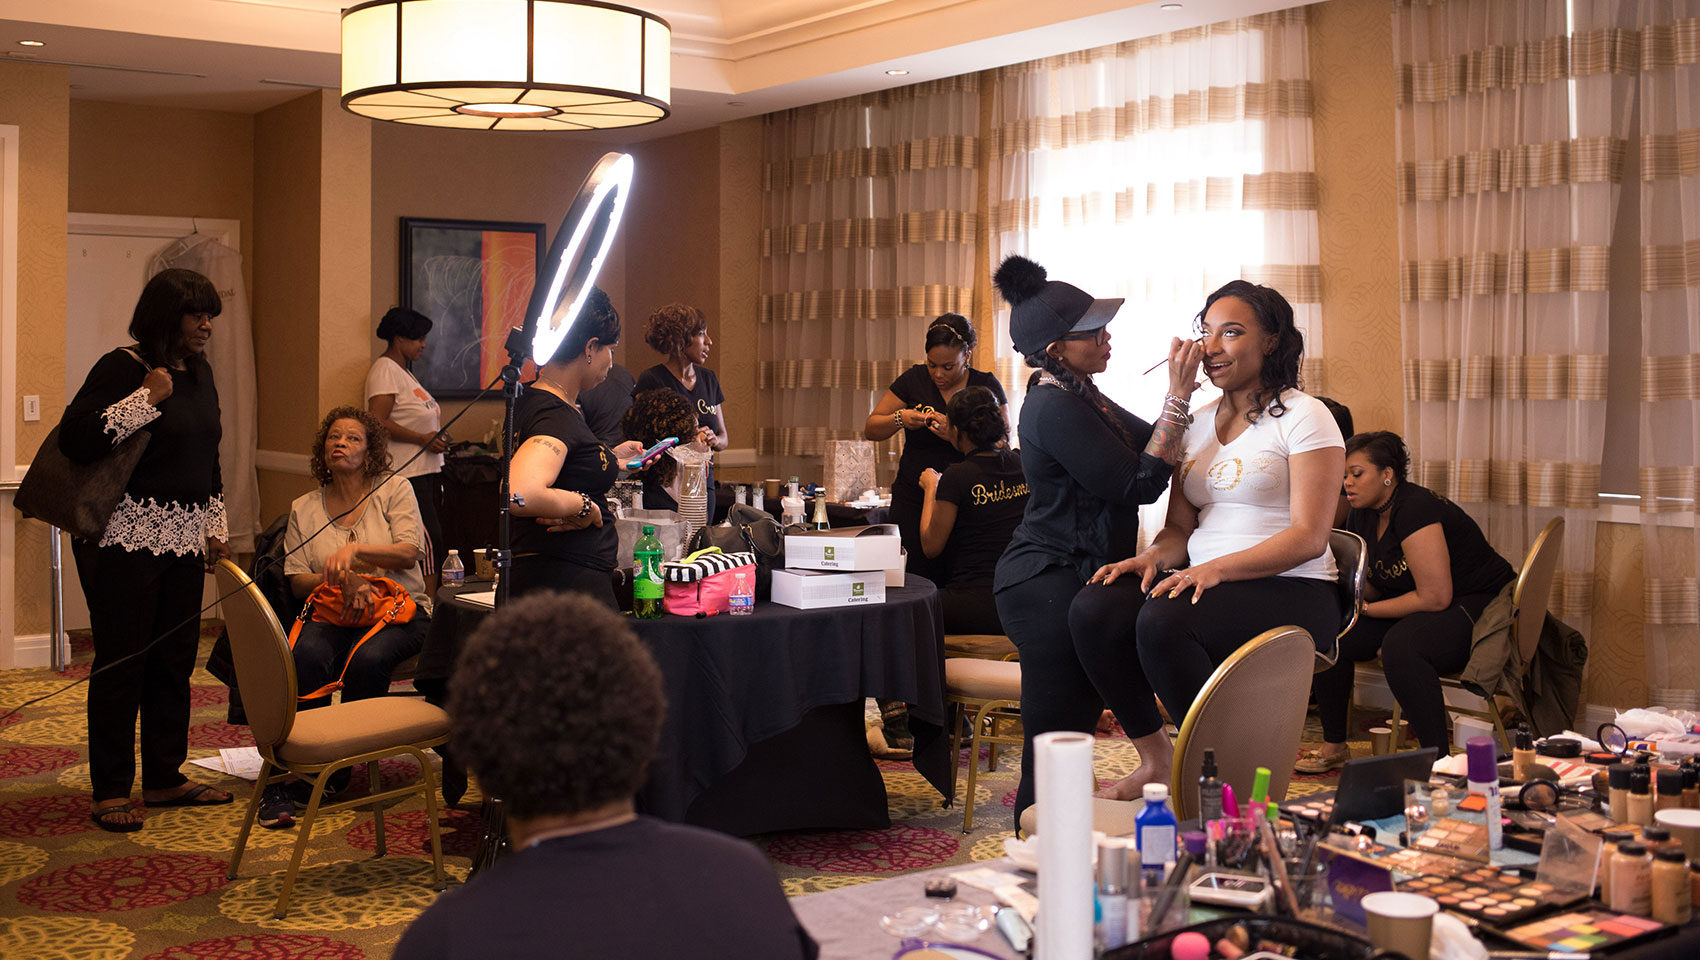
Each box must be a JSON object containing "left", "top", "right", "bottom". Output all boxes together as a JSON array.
[
  {"left": 1316, "top": 529, "right": 1367, "bottom": 672},
  {"left": 1510, "top": 517, "right": 1565, "bottom": 666},
  {"left": 213, "top": 559, "right": 298, "bottom": 750},
  {"left": 1171, "top": 625, "right": 1316, "bottom": 820}
]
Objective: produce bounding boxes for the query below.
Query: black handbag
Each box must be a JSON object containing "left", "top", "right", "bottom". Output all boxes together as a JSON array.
[
  {"left": 689, "top": 503, "right": 799, "bottom": 600},
  {"left": 16, "top": 348, "right": 156, "bottom": 542}
]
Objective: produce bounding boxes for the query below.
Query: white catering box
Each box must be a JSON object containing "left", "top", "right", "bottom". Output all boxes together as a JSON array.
[
  {"left": 785, "top": 524, "right": 903, "bottom": 572},
  {"left": 770, "top": 569, "right": 888, "bottom": 609}
]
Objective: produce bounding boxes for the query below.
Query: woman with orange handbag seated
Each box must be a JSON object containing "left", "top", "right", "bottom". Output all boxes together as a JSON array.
[{"left": 271, "top": 405, "right": 432, "bottom": 827}]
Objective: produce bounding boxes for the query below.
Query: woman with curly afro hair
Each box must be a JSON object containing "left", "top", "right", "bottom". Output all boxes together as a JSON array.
[
  {"left": 621, "top": 388, "right": 699, "bottom": 515},
  {"left": 635, "top": 303, "right": 728, "bottom": 522}
]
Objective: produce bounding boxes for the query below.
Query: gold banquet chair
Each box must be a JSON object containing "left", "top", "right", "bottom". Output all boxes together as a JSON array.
[
  {"left": 1314, "top": 529, "right": 1368, "bottom": 673},
  {"left": 1020, "top": 625, "right": 1317, "bottom": 835},
  {"left": 944, "top": 657, "right": 1023, "bottom": 833},
  {"left": 213, "top": 559, "right": 450, "bottom": 919}
]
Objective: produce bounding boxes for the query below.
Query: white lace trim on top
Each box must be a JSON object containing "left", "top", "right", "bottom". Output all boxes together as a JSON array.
[
  {"left": 102, "top": 387, "right": 160, "bottom": 443},
  {"left": 100, "top": 494, "right": 226, "bottom": 555}
]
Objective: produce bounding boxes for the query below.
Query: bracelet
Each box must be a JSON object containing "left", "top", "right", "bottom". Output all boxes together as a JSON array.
[
  {"left": 574, "top": 494, "right": 593, "bottom": 519},
  {"left": 1163, "top": 393, "right": 1191, "bottom": 409},
  {"left": 894, "top": 409, "right": 905, "bottom": 429}
]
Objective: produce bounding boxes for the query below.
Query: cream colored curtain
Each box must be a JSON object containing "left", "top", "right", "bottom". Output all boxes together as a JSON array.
[
  {"left": 1394, "top": 0, "right": 1637, "bottom": 641},
  {"left": 1638, "top": 0, "right": 1700, "bottom": 706},
  {"left": 985, "top": 8, "right": 1321, "bottom": 424},
  {"left": 758, "top": 78, "right": 981, "bottom": 482}
]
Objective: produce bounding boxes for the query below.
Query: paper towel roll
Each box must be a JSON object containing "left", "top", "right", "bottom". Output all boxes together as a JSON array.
[{"left": 1035, "top": 730, "right": 1095, "bottom": 960}]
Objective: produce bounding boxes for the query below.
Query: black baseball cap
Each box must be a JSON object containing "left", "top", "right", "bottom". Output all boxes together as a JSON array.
[{"left": 993, "top": 255, "right": 1123, "bottom": 356}]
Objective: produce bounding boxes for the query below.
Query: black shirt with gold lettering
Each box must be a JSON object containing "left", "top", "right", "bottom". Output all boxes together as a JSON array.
[
  {"left": 934, "top": 448, "right": 1028, "bottom": 590},
  {"left": 512, "top": 387, "right": 620, "bottom": 570},
  {"left": 1347, "top": 482, "right": 1514, "bottom": 602}
]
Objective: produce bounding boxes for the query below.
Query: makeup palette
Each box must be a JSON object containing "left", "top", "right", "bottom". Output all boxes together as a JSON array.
[
  {"left": 1376, "top": 848, "right": 1475, "bottom": 878},
  {"left": 1411, "top": 817, "right": 1491, "bottom": 860},
  {"left": 1497, "top": 908, "right": 1671, "bottom": 953},
  {"left": 1400, "top": 865, "right": 1579, "bottom": 928}
]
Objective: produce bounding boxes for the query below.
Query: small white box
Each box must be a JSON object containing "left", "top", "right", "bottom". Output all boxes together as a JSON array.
[
  {"left": 785, "top": 524, "right": 903, "bottom": 572},
  {"left": 770, "top": 568, "right": 888, "bottom": 609}
]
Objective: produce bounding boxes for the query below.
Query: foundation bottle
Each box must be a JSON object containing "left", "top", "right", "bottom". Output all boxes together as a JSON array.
[
  {"left": 1512, "top": 724, "right": 1536, "bottom": 781},
  {"left": 1608, "top": 764, "right": 1631, "bottom": 824},
  {"left": 1640, "top": 825, "right": 1674, "bottom": 856},
  {"left": 1628, "top": 765, "right": 1654, "bottom": 827},
  {"left": 1683, "top": 759, "right": 1699, "bottom": 809},
  {"left": 1609, "top": 840, "right": 1652, "bottom": 916},
  {"left": 1657, "top": 769, "right": 1684, "bottom": 814},
  {"left": 1651, "top": 847, "right": 1691, "bottom": 925},
  {"left": 1690, "top": 861, "right": 1700, "bottom": 910}
]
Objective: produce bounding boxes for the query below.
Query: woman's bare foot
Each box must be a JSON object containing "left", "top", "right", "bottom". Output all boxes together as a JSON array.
[
  {"left": 90, "top": 799, "right": 144, "bottom": 832},
  {"left": 1092, "top": 728, "right": 1175, "bottom": 801}
]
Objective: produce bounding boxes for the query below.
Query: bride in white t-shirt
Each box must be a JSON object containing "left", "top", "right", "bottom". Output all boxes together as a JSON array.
[
  {"left": 366, "top": 307, "right": 448, "bottom": 593},
  {"left": 1071, "top": 281, "right": 1344, "bottom": 800}
]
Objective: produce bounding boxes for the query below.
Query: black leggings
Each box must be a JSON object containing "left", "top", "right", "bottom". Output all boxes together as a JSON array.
[
  {"left": 1313, "top": 592, "right": 1495, "bottom": 750},
  {"left": 940, "top": 584, "right": 1005, "bottom": 635},
  {"left": 408, "top": 474, "right": 444, "bottom": 576},
  {"left": 1128, "top": 576, "right": 1340, "bottom": 727},
  {"left": 995, "top": 566, "right": 1161, "bottom": 824},
  {"left": 292, "top": 615, "right": 430, "bottom": 710}
]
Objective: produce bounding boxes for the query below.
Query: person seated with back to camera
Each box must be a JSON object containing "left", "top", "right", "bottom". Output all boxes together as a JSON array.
[
  {"left": 1070, "top": 280, "right": 1343, "bottom": 802},
  {"left": 392, "top": 591, "right": 818, "bottom": 960},
  {"left": 1298, "top": 430, "right": 1516, "bottom": 771},
  {"left": 916, "top": 385, "right": 1027, "bottom": 637},
  {"left": 622, "top": 388, "right": 702, "bottom": 516}
]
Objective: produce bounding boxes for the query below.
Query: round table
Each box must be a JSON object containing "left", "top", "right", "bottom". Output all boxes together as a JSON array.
[{"left": 423, "top": 575, "right": 949, "bottom": 835}]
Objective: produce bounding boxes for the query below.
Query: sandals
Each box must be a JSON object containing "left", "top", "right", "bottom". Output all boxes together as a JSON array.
[
  {"left": 90, "top": 802, "right": 144, "bottom": 833},
  {"left": 145, "top": 783, "right": 233, "bottom": 808},
  {"left": 1294, "top": 749, "right": 1351, "bottom": 775}
]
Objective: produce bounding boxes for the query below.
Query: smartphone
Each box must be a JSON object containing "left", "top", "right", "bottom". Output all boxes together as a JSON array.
[{"left": 625, "top": 437, "right": 678, "bottom": 470}]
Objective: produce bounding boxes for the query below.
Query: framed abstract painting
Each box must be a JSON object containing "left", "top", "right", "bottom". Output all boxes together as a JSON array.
[{"left": 399, "top": 217, "right": 546, "bottom": 397}]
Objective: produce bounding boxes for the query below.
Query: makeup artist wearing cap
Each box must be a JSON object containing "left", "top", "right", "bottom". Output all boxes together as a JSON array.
[
  {"left": 865, "top": 313, "right": 1008, "bottom": 587},
  {"left": 1075, "top": 281, "right": 1343, "bottom": 802},
  {"left": 990, "top": 256, "right": 1202, "bottom": 825},
  {"left": 1299, "top": 431, "right": 1514, "bottom": 770}
]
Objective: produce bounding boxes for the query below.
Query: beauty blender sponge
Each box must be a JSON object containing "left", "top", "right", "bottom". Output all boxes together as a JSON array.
[{"left": 1170, "top": 930, "right": 1212, "bottom": 960}]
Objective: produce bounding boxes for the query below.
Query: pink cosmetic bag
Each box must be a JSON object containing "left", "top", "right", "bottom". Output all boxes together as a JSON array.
[{"left": 662, "top": 548, "right": 756, "bottom": 617}]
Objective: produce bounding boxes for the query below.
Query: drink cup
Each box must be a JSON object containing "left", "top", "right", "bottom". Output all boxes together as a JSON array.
[
  {"left": 763, "top": 478, "right": 783, "bottom": 501},
  {"left": 1370, "top": 727, "right": 1393, "bottom": 756},
  {"left": 1361, "top": 891, "right": 1437, "bottom": 960}
]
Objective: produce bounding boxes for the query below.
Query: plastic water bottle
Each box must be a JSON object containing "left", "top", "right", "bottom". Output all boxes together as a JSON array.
[
  {"left": 1135, "top": 783, "right": 1178, "bottom": 886},
  {"left": 441, "top": 549, "right": 465, "bottom": 584},
  {"left": 632, "top": 525, "right": 664, "bottom": 619},
  {"left": 729, "top": 571, "right": 754, "bottom": 616}
]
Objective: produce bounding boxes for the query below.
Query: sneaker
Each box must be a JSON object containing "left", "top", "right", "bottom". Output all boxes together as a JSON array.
[
  {"left": 1294, "top": 749, "right": 1351, "bottom": 775},
  {"left": 257, "top": 784, "right": 295, "bottom": 829},
  {"left": 284, "top": 777, "right": 341, "bottom": 809}
]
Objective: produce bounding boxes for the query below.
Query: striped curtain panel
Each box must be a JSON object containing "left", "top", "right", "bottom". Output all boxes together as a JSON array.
[
  {"left": 1638, "top": 1, "right": 1700, "bottom": 707},
  {"left": 758, "top": 79, "right": 981, "bottom": 482},
  {"left": 1394, "top": 0, "right": 1638, "bottom": 640},
  {"left": 985, "top": 8, "right": 1322, "bottom": 425}
]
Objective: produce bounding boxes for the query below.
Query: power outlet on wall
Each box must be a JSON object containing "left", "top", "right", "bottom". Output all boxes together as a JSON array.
[{"left": 22, "top": 395, "right": 40, "bottom": 422}]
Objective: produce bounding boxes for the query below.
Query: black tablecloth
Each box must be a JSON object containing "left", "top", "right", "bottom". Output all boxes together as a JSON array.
[{"left": 422, "top": 576, "right": 950, "bottom": 833}]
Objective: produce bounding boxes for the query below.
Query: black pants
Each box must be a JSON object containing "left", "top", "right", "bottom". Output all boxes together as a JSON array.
[
  {"left": 291, "top": 615, "right": 430, "bottom": 710},
  {"left": 1133, "top": 576, "right": 1340, "bottom": 728},
  {"left": 940, "top": 584, "right": 1005, "bottom": 635},
  {"left": 889, "top": 496, "right": 944, "bottom": 587},
  {"left": 1313, "top": 592, "right": 1495, "bottom": 750},
  {"left": 995, "top": 566, "right": 1162, "bottom": 824},
  {"left": 509, "top": 555, "right": 618, "bottom": 610},
  {"left": 73, "top": 541, "right": 205, "bottom": 803},
  {"left": 408, "top": 473, "right": 444, "bottom": 576}
]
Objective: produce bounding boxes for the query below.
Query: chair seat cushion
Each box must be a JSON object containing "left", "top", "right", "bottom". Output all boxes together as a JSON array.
[
  {"left": 945, "top": 658, "right": 1022, "bottom": 701},
  {"left": 1019, "top": 797, "right": 1144, "bottom": 838},
  {"left": 277, "top": 698, "right": 450, "bottom": 766},
  {"left": 944, "top": 634, "right": 1018, "bottom": 660}
]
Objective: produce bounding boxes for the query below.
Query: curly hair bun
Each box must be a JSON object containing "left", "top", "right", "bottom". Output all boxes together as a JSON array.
[{"left": 993, "top": 255, "right": 1048, "bottom": 306}]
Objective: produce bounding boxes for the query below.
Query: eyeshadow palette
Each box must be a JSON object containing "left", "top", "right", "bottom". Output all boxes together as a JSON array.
[
  {"left": 1376, "top": 848, "right": 1476, "bottom": 878},
  {"left": 1400, "top": 865, "right": 1579, "bottom": 928},
  {"left": 1411, "top": 817, "right": 1491, "bottom": 860},
  {"left": 1497, "top": 908, "right": 1671, "bottom": 953}
]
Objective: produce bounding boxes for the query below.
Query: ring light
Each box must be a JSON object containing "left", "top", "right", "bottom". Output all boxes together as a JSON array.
[{"left": 524, "top": 151, "right": 634, "bottom": 363}]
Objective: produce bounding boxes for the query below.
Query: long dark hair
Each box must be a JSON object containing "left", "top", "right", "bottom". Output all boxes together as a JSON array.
[
  {"left": 131, "top": 268, "right": 221, "bottom": 378},
  {"left": 1197, "top": 279, "right": 1304, "bottom": 425},
  {"left": 1022, "top": 350, "right": 1135, "bottom": 448}
]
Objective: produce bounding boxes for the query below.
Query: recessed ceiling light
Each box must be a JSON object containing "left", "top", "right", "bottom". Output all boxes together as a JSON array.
[
  {"left": 1160, "top": 2, "right": 1183, "bottom": 9},
  {"left": 886, "top": 69, "right": 909, "bottom": 76},
  {"left": 727, "top": 101, "right": 745, "bottom": 106},
  {"left": 17, "top": 40, "right": 45, "bottom": 47}
]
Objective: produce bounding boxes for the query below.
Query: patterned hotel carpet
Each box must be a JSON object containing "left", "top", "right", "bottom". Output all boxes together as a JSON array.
[{"left": 0, "top": 625, "right": 1365, "bottom": 959}]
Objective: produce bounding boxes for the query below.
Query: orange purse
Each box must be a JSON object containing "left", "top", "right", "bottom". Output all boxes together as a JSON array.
[{"left": 286, "top": 576, "right": 416, "bottom": 700}]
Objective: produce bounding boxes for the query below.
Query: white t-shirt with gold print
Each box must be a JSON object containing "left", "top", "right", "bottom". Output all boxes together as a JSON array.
[{"left": 1176, "top": 389, "right": 1343, "bottom": 580}]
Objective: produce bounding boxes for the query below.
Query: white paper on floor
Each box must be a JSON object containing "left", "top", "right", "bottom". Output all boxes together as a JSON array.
[{"left": 190, "top": 746, "right": 265, "bottom": 780}]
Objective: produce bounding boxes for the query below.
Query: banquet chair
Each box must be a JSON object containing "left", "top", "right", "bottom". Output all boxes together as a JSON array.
[
  {"left": 944, "top": 657, "right": 1022, "bottom": 832},
  {"left": 1019, "top": 625, "right": 1316, "bottom": 835},
  {"left": 1314, "top": 529, "right": 1367, "bottom": 673},
  {"left": 1383, "top": 516, "right": 1565, "bottom": 752},
  {"left": 214, "top": 559, "right": 449, "bottom": 919},
  {"left": 944, "top": 633, "right": 1019, "bottom": 661}
]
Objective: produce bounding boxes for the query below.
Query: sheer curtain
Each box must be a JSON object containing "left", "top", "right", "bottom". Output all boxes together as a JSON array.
[
  {"left": 758, "top": 78, "right": 981, "bottom": 483},
  {"left": 1393, "top": 0, "right": 1636, "bottom": 641},
  {"left": 1638, "top": 0, "right": 1700, "bottom": 705},
  {"left": 985, "top": 8, "right": 1322, "bottom": 426}
]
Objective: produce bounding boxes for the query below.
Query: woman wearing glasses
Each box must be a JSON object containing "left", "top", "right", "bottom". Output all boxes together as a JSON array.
[{"left": 990, "top": 256, "right": 1201, "bottom": 825}]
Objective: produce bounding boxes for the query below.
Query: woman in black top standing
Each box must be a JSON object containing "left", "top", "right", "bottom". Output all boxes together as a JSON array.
[
  {"left": 989, "top": 256, "right": 1201, "bottom": 825},
  {"left": 508, "top": 288, "right": 646, "bottom": 607},
  {"left": 61, "top": 268, "right": 234, "bottom": 832},
  {"left": 635, "top": 304, "right": 727, "bottom": 522},
  {"left": 865, "top": 314, "right": 1007, "bottom": 586},
  {"left": 1301, "top": 431, "right": 1515, "bottom": 767},
  {"left": 917, "top": 386, "right": 1026, "bottom": 635}
]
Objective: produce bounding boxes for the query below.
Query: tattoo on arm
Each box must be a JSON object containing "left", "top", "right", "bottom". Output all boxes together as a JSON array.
[
  {"left": 527, "top": 437, "right": 565, "bottom": 457},
  {"left": 1144, "top": 417, "right": 1188, "bottom": 465}
]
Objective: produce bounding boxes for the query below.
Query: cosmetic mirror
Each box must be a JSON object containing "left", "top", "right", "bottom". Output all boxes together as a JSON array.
[{"left": 525, "top": 151, "right": 634, "bottom": 364}]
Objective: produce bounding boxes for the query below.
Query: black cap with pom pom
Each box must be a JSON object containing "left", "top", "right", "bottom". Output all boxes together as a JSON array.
[{"left": 993, "top": 255, "right": 1123, "bottom": 355}]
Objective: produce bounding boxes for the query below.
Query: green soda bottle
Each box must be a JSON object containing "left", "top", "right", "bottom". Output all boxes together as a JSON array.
[{"left": 633, "top": 524, "right": 664, "bottom": 619}]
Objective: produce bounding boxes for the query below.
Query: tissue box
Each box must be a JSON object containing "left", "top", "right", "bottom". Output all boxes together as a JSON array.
[
  {"left": 770, "top": 569, "right": 887, "bottom": 609},
  {"left": 823, "top": 440, "right": 875, "bottom": 502},
  {"left": 785, "top": 524, "right": 903, "bottom": 572}
]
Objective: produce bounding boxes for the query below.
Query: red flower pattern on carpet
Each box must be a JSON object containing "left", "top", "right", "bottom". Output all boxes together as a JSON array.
[
  {"left": 18, "top": 853, "right": 226, "bottom": 912},
  {"left": 765, "top": 823, "right": 958, "bottom": 873},
  {"left": 0, "top": 745, "right": 80, "bottom": 779},
  {"left": 140, "top": 934, "right": 365, "bottom": 960},
  {"left": 344, "top": 808, "right": 480, "bottom": 858},
  {"left": 0, "top": 710, "right": 20, "bottom": 731},
  {"left": 185, "top": 721, "right": 254, "bottom": 749},
  {"left": 54, "top": 662, "right": 92, "bottom": 680},
  {"left": 0, "top": 794, "right": 103, "bottom": 837},
  {"left": 188, "top": 685, "right": 229, "bottom": 707}
]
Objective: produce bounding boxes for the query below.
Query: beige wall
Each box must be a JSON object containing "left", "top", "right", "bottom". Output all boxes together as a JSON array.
[{"left": 716, "top": 118, "right": 764, "bottom": 483}]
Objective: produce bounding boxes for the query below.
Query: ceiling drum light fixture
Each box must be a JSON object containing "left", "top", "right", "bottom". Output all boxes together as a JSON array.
[{"left": 340, "top": 0, "right": 671, "bottom": 131}]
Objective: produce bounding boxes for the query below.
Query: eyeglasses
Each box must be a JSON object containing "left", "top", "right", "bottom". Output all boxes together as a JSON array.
[{"left": 1057, "top": 327, "right": 1108, "bottom": 346}]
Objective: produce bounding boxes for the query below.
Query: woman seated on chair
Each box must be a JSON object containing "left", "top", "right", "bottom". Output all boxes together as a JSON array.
[
  {"left": 622, "top": 388, "right": 701, "bottom": 517},
  {"left": 917, "top": 385, "right": 1027, "bottom": 636},
  {"left": 1299, "top": 431, "right": 1515, "bottom": 770},
  {"left": 1071, "top": 280, "right": 1343, "bottom": 801},
  {"left": 271, "top": 406, "right": 433, "bottom": 826}
]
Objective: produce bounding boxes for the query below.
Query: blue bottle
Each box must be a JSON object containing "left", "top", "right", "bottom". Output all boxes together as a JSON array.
[{"left": 1135, "top": 782, "right": 1178, "bottom": 885}]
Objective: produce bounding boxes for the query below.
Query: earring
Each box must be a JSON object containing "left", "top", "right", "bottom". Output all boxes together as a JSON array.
[{"left": 1384, "top": 478, "right": 1391, "bottom": 486}]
